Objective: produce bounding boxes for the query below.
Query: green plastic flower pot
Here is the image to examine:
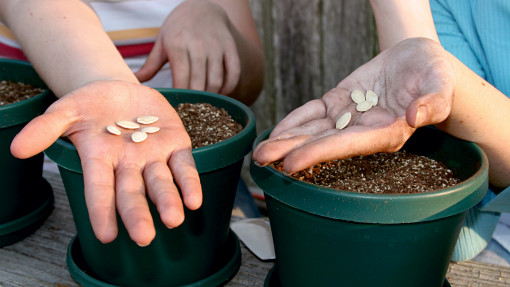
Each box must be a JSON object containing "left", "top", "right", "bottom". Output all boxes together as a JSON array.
[
  {"left": 44, "top": 89, "right": 256, "bottom": 287},
  {"left": 0, "top": 59, "right": 55, "bottom": 247},
  {"left": 250, "top": 126, "right": 488, "bottom": 287}
]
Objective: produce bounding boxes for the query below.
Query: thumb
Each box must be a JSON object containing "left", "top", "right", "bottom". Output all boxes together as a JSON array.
[
  {"left": 406, "top": 93, "right": 452, "bottom": 128},
  {"left": 134, "top": 41, "right": 167, "bottom": 83},
  {"left": 11, "top": 107, "right": 73, "bottom": 159}
]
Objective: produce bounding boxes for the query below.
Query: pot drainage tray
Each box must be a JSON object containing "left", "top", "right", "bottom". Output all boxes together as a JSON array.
[
  {"left": 264, "top": 265, "right": 452, "bottom": 287},
  {"left": 66, "top": 229, "right": 242, "bottom": 287},
  {"left": 0, "top": 178, "right": 54, "bottom": 247}
]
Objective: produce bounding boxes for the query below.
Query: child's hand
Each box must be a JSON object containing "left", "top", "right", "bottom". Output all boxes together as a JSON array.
[
  {"left": 253, "top": 38, "right": 455, "bottom": 174},
  {"left": 11, "top": 80, "right": 202, "bottom": 247},
  {"left": 135, "top": 0, "right": 242, "bottom": 95}
]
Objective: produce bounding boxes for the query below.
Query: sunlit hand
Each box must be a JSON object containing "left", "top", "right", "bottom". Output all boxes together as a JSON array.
[
  {"left": 253, "top": 38, "right": 456, "bottom": 173},
  {"left": 135, "top": 0, "right": 242, "bottom": 95},
  {"left": 11, "top": 80, "right": 202, "bottom": 247}
]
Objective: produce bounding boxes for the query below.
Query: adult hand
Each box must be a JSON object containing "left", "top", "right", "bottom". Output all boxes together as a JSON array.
[
  {"left": 253, "top": 38, "right": 456, "bottom": 173},
  {"left": 135, "top": 0, "right": 241, "bottom": 95},
  {"left": 11, "top": 80, "right": 202, "bottom": 247}
]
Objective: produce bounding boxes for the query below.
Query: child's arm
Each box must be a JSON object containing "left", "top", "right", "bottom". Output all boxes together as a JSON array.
[{"left": 1, "top": 0, "right": 202, "bottom": 247}]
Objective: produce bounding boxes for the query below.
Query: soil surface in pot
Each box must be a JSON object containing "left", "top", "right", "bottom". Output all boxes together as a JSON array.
[
  {"left": 271, "top": 150, "right": 461, "bottom": 194},
  {"left": 176, "top": 102, "right": 243, "bottom": 148},
  {"left": 0, "top": 80, "right": 45, "bottom": 106}
]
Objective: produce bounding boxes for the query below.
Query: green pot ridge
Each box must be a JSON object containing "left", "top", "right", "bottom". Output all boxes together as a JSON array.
[{"left": 0, "top": 59, "right": 55, "bottom": 128}]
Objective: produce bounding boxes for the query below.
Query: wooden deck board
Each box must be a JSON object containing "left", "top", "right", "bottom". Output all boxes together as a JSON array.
[{"left": 0, "top": 171, "right": 509, "bottom": 287}]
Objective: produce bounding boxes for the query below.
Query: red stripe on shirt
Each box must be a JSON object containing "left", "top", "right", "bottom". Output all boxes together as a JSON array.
[
  {"left": 0, "top": 42, "right": 154, "bottom": 61},
  {"left": 0, "top": 42, "right": 27, "bottom": 61},
  {"left": 117, "top": 42, "right": 154, "bottom": 58}
]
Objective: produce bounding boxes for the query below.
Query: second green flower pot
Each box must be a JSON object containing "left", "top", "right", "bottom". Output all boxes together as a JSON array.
[
  {"left": 0, "top": 59, "right": 55, "bottom": 247},
  {"left": 44, "top": 89, "right": 256, "bottom": 286},
  {"left": 251, "top": 126, "right": 488, "bottom": 287}
]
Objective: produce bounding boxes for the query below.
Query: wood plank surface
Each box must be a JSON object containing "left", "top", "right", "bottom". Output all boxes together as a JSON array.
[
  {"left": 0, "top": 171, "right": 509, "bottom": 287},
  {"left": 248, "top": 0, "right": 377, "bottom": 133}
]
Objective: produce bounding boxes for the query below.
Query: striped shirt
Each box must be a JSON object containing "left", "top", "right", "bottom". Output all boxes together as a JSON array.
[{"left": 0, "top": 0, "right": 185, "bottom": 87}]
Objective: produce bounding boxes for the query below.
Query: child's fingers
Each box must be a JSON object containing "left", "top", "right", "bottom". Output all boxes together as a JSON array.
[
  {"left": 135, "top": 40, "right": 167, "bottom": 83},
  {"left": 10, "top": 109, "right": 72, "bottom": 159}
]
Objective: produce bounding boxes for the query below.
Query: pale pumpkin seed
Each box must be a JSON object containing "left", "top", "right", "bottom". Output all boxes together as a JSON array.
[
  {"left": 335, "top": 112, "right": 351, "bottom": 130},
  {"left": 131, "top": 131, "right": 148, "bottom": 143},
  {"left": 106, "top": 125, "right": 121, "bottom": 135},
  {"left": 141, "top": 126, "right": 160, "bottom": 134},
  {"left": 356, "top": 101, "right": 373, "bottom": 112},
  {"left": 116, "top": 120, "right": 140, "bottom": 129},
  {"left": 366, "top": 90, "right": 378, "bottom": 106},
  {"left": 136, "top": 116, "right": 159, "bottom": 125},
  {"left": 350, "top": 89, "right": 365, "bottom": 104}
]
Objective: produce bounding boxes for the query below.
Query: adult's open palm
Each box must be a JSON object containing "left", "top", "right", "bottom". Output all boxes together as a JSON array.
[{"left": 253, "top": 38, "right": 456, "bottom": 173}]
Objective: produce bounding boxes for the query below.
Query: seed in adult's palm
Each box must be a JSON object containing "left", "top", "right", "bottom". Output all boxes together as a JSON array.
[
  {"left": 335, "top": 112, "right": 351, "bottom": 130},
  {"left": 351, "top": 89, "right": 365, "bottom": 104},
  {"left": 366, "top": 90, "right": 378, "bottom": 106},
  {"left": 356, "top": 101, "right": 373, "bottom": 112}
]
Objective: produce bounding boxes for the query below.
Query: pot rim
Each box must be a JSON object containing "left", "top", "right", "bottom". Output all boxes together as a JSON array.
[
  {"left": 250, "top": 126, "right": 489, "bottom": 224},
  {"left": 0, "top": 59, "right": 55, "bottom": 128}
]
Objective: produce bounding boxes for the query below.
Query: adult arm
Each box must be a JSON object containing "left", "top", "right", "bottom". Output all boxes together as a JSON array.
[
  {"left": 371, "top": 0, "right": 510, "bottom": 188},
  {"left": 252, "top": 38, "right": 510, "bottom": 190},
  {"left": 370, "top": 0, "right": 439, "bottom": 50},
  {"left": 438, "top": 53, "right": 510, "bottom": 189}
]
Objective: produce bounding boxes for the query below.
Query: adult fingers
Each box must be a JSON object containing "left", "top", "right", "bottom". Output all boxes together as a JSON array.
[
  {"left": 281, "top": 121, "right": 413, "bottom": 173},
  {"left": 252, "top": 135, "right": 313, "bottom": 167},
  {"left": 143, "top": 160, "right": 185, "bottom": 228},
  {"left": 270, "top": 99, "right": 328, "bottom": 138},
  {"left": 406, "top": 92, "right": 452, "bottom": 128}
]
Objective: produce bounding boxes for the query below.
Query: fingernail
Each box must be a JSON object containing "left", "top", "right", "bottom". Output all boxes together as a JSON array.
[
  {"left": 415, "top": 105, "right": 428, "bottom": 127},
  {"left": 137, "top": 242, "right": 150, "bottom": 247}
]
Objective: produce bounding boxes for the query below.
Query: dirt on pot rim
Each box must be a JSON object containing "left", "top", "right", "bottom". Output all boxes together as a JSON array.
[
  {"left": 0, "top": 80, "right": 44, "bottom": 106},
  {"left": 176, "top": 102, "right": 243, "bottom": 148}
]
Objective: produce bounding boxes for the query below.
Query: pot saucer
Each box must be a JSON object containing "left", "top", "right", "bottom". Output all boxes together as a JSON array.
[
  {"left": 264, "top": 265, "right": 452, "bottom": 287},
  {"left": 66, "top": 229, "right": 242, "bottom": 287},
  {"left": 0, "top": 178, "right": 54, "bottom": 247}
]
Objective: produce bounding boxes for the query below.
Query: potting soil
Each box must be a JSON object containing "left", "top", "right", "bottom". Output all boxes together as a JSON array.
[{"left": 271, "top": 150, "right": 461, "bottom": 194}]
